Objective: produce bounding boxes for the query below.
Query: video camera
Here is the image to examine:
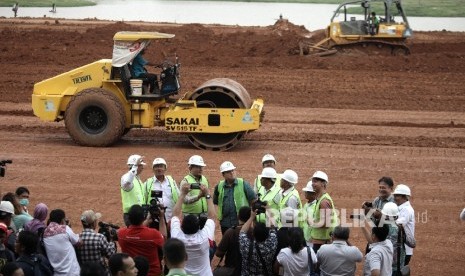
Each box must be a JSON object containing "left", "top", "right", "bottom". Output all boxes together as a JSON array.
[
  {"left": 142, "top": 190, "right": 167, "bottom": 229},
  {"left": 0, "top": 160, "right": 12, "bottom": 177},
  {"left": 252, "top": 194, "right": 267, "bottom": 214},
  {"left": 190, "top": 183, "right": 201, "bottom": 189},
  {"left": 98, "top": 221, "right": 119, "bottom": 242}
]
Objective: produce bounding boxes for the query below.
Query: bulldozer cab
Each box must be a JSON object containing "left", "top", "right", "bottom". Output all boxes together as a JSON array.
[
  {"left": 111, "top": 31, "right": 180, "bottom": 99},
  {"left": 330, "top": 0, "right": 412, "bottom": 38}
]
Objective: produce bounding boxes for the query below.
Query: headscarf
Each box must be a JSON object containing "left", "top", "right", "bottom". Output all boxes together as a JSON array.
[{"left": 23, "top": 203, "right": 48, "bottom": 233}]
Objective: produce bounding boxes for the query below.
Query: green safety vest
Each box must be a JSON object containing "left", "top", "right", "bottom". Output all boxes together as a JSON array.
[
  {"left": 121, "top": 176, "right": 146, "bottom": 213},
  {"left": 181, "top": 174, "right": 209, "bottom": 214},
  {"left": 311, "top": 193, "right": 338, "bottom": 241},
  {"left": 217, "top": 178, "right": 249, "bottom": 221},
  {"left": 301, "top": 201, "right": 316, "bottom": 241},
  {"left": 256, "top": 184, "right": 280, "bottom": 224},
  {"left": 279, "top": 188, "right": 302, "bottom": 210},
  {"left": 145, "top": 175, "right": 179, "bottom": 203}
]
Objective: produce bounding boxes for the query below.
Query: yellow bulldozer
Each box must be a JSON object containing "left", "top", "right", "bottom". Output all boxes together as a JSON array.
[
  {"left": 32, "top": 31, "right": 264, "bottom": 151},
  {"left": 300, "top": 0, "right": 413, "bottom": 56}
]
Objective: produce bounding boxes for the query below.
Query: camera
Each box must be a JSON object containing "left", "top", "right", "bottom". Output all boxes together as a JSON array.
[
  {"left": 252, "top": 194, "right": 267, "bottom": 214},
  {"left": 142, "top": 190, "right": 167, "bottom": 229},
  {"left": 98, "top": 221, "right": 119, "bottom": 242},
  {"left": 362, "top": 201, "right": 373, "bottom": 208},
  {"left": 151, "top": 190, "right": 163, "bottom": 198},
  {"left": 0, "top": 160, "right": 12, "bottom": 177},
  {"left": 190, "top": 183, "right": 201, "bottom": 189}
]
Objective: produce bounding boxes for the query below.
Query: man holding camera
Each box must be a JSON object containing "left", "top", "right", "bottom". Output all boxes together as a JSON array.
[
  {"left": 214, "top": 161, "right": 256, "bottom": 234},
  {"left": 179, "top": 155, "right": 209, "bottom": 216},
  {"left": 117, "top": 204, "right": 166, "bottom": 276},
  {"left": 255, "top": 167, "right": 281, "bottom": 226},
  {"left": 121, "top": 154, "right": 148, "bottom": 226},
  {"left": 145, "top": 157, "right": 179, "bottom": 223},
  {"left": 171, "top": 182, "right": 216, "bottom": 276},
  {"left": 362, "top": 176, "right": 395, "bottom": 221},
  {"left": 77, "top": 210, "right": 117, "bottom": 275}
]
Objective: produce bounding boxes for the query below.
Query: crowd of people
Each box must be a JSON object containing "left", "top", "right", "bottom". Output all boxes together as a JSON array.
[{"left": 0, "top": 153, "right": 417, "bottom": 276}]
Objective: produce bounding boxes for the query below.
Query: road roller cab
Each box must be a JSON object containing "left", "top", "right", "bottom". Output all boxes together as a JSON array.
[{"left": 32, "top": 31, "right": 264, "bottom": 151}]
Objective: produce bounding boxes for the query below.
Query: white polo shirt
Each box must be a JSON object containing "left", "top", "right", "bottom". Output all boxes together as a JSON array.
[
  {"left": 170, "top": 216, "right": 215, "bottom": 276},
  {"left": 396, "top": 201, "right": 415, "bottom": 255}
]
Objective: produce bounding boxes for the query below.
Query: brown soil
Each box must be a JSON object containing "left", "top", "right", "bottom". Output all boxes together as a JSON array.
[{"left": 1, "top": 18, "right": 464, "bottom": 274}]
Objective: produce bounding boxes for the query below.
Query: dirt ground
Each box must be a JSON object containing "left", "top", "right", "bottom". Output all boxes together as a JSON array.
[{"left": 0, "top": 17, "right": 465, "bottom": 274}]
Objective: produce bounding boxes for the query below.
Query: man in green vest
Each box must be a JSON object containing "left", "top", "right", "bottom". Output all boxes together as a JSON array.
[
  {"left": 256, "top": 167, "right": 281, "bottom": 227},
  {"left": 310, "top": 170, "right": 338, "bottom": 253},
  {"left": 253, "top": 154, "right": 280, "bottom": 193},
  {"left": 301, "top": 180, "right": 317, "bottom": 245},
  {"left": 278, "top": 169, "right": 302, "bottom": 228},
  {"left": 179, "top": 155, "right": 209, "bottom": 216},
  {"left": 120, "top": 154, "right": 147, "bottom": 226},
  {"left": 213, "top": 161, "right": 256, "bottom": 234},
  {"left": 145, "top": 157, "right": 180, "bottom": 223}
]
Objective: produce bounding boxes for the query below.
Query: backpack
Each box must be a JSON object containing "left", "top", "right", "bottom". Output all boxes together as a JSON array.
[{"left": 17, "top": 254, "right": 54, "bottom": 276}]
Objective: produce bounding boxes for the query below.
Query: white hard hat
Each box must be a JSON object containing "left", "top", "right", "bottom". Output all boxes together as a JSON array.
[
  {"left": 382, "top": 202, "right": 399, "bottom": 217},
  {"left": 188, "top": 155, "right": 206, "bottom": 167},
  {"left": 393, "top": 184, "right": 411, "bottom": 196},
  {"left": 152, "top": 158, "right": 167, "bottom": 168},
  {"left": 259, "top": 167, "right": 277, "bottom": 179},
  {"left": 312, "top": 171, "right": 328, "bottom": 183},
  {"left": 262, "top": 154, "right": 276, "bottom": 164},
  {"left": 127, "top": 154, "right": 146, "bottom": 166},
  {"left": 220, "top": 161, "right": 236, "bottom": 173},
  {"left": 0, "top": 201, "right": 14, "bottom": 215},
  {"left": 302, "top": 180, "right": 315, "bottom": 192},
  {"left": 281, "top": 169, "right": 298, "bottom": 185}
]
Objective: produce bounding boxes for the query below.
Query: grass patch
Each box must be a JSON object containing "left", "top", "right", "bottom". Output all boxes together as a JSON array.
[{"left": 1, "top": 0, "right": 96, "bottom": 8}]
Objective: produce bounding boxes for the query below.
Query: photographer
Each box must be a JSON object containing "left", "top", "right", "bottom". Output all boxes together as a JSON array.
[
  {"left": 171, "top": 183, "right": 216, "bottom": 276},
  {"left": 213, "top": 161, "right": 256, "bottom": 234},
  {"left": 77, "top": 210, "right": 116, "bottom": 275},
  {"left": 144, "top": 157, "right": 179, "bottom": 223},
  {"left": 362, "top": 176, "right": 395, "bottom": 221},
  {"left": 179, "top": 155, "right": 209, "bottom": 217},
  {"left": 117, "top": 204, "right": 166, "bottom": 276},
  {"left": 255, "top": 167, "right": 280, "bottom": 226}
]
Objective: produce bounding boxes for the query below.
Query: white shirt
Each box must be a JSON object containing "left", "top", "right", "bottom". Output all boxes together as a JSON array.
[
  {"left": 363, "top": 239, "right": 393, "bottom": 276},
  {"left": 396, "top": 200, "right": 415, "bottom": 255},
  {"left": 150, "top": 176, "right": 179, "bottom": 221},
  {"left": 44, "top": 225, "right": 80, "bottom": 276},
  {"left": 317, "top": 240, "right": 363, "bottom": 276},
  {"left": 120, "top": 166, "right": 139, "bottom": 191},
  {"left": 170, "top": 216, "right": 215, "bottom": 276},
  {"left": 277, "top": 247, "right": 316, "bottom": 276}
]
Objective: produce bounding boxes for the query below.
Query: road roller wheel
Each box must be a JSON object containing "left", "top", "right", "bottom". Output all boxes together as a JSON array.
[{"left": 186, "top": 78, "right": 252, "bottom": 151}]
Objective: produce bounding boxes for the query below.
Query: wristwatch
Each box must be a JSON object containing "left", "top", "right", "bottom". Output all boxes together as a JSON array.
[{"left": 206, "top": 194, "right": 212, "bottom": 199}]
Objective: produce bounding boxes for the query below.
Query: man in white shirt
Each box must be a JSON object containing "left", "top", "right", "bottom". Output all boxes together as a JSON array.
[
  {"left": 317, "top": 226, "right": 363, "bottom": 276},
  {"left": 170, "top": 182, "right": 215, "bottom": 276},
  {"left": 145, "top": 157, "right": 179, "bottom": 222},
  {"left": 43, "top": 209, "right": 81, "bottom": 276},
  {"left": 120, "top": 154, "right": 147, "bottom": 226},
  {"left": 363, "top": 224, "right": 393, "bottom": 276},
  {"left": 393, "top": 184, "right": 415, "bottom": 265},
  {"left": 279, "top": 170, "right": 301, "bottom": 227}
]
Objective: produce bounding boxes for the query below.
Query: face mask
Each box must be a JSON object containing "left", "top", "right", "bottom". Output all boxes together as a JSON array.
[{"left": 19, "top": 198, "right": 29, "bottom": 206}]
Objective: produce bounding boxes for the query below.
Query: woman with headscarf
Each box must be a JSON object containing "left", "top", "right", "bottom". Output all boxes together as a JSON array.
[{"left": 24, "top": 203, "right": 48, "bottom": 234}]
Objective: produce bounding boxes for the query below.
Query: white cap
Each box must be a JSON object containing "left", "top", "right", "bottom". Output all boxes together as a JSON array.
[
  {"left": 127, "top": 154, "right": 146, "bottom": 166},
  {"left": 259, "top": 167, "right": 277, "bottom": 179},
  {"left": 262, "top": 154, "right": 276, "bottom": 164},
  {"left": 0, "top": 201, "right": 14, "bottom": 215},
  {"left": 220, "top": 161, "right": 236, "bottom": 173},
  {"left": 152, "top": 158, "right": 167, "bottom": 168},
  {"left": 393, "top": 184, "right": 411, "bottom": 196},
  {"left": 302, "top": 180, "right": 315, "bottom": 192},
  {"left": 188, "top": 155, "right": 206, "bottom": 167},
  {"left": 281, "top": 169, "right": 298, "bottom": 185},
  {"left": 312, "top": 171, "right": 328, "bottom": 183},
  {"left": 382, "top": 202, "right": 399, "bottom": 217}
]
